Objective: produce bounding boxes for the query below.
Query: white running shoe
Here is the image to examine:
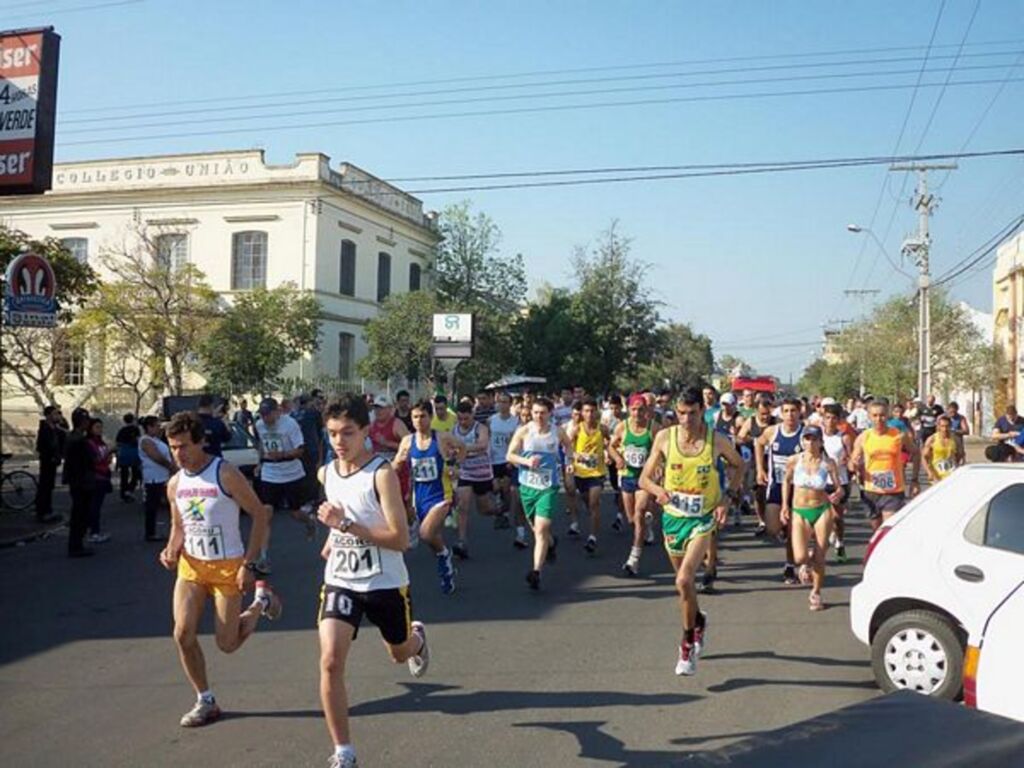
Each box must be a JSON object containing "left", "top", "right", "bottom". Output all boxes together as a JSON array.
[
  {"left": 254, "top": 580, "right": 283, "bottom": 621},
  {"left": 675, "top": 642, "right": 696, "bottom": 676},
  {"left": 179, "top": 698, "right": 221, "bottom": 727},
  {"left": 327, "top": 753, "right": 358, "bottom": 768},
  {"left": 408, "top": 621, "right": 430, "bottom": 678}
]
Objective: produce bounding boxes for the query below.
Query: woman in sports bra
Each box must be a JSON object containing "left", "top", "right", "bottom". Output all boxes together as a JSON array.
[{"left": 780, "top": 425, "right": 843, "bottom": 612}]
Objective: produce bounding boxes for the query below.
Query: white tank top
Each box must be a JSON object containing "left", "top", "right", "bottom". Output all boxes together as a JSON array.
[
  {"left": 174, "top": 458, "right": 245, "bottom": 561},
  {"left": 489, "top": 413, "right": 519, "bottom": 465},
  {"left": 455, "top": 422, "right": 494, "bottom": 481},
  {"left": 823, "top": 432, "right": 849, "bottom": 485},
  {"left": 139, "top": 435, "right": 171, "bottom": 484},
  {"left": 323, "top": 456, "right": 409, "bottom": 592}
]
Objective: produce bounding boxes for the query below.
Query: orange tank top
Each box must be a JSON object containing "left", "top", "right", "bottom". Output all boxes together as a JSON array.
[{"left": 863, "top": 427, "right": 905, "bottom": 494}]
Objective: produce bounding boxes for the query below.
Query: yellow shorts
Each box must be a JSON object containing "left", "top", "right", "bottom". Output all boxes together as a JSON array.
[{"left": 177, "top": 554, "right": 244, "bottom": 598}]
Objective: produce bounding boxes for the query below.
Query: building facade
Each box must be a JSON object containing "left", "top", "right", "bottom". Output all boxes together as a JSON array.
[
  {"left": 0, "top": 149, "right": 439, "bottom": 441},
  {"left": 993, "top": 231, "right": 1024, "bottom": 414}
]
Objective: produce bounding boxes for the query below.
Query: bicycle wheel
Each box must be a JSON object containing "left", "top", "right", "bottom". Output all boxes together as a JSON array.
[{"left": 1, "top": 470, "right": 38, "bottom": 511}]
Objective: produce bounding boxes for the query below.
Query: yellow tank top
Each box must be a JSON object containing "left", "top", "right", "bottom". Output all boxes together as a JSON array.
[
  {"left": 863, "top": 427, "right": 905, "bottom": 494},
  {"left": 931, "top": 435, "right": 957, "bottom": 479},
  {"left": 573, "top": 422, "right": 606, "bottom": 478},
  {"left": 663, "top": 425, "right": 720, "bottom": 517}
]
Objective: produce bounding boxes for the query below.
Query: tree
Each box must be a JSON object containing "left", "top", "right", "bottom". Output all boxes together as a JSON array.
[
  {"left": 0, "top": 225, "right": 99, "bottom": 408},
  {"left": 358, "top": 290, "right": 441, "bottom": 387},
  {"left": 199, "top": 284, "right": 321, "bottom": 395},
  {"left": 514, "top": 289, "right": 587, "bottom": 389},
  {"left": 567, "top": 222, "right": 662, "bottom": 392},
  {"left": 78, "top": 228, "right": 221, "bottom": 396},
  {"left": 798, "top": 358, "right": 860, "bottom": 399},
  {"left": 625, "top": 322, "right": 713, "bottom": 392},
  {"left": 717, "top": 354, "right": 753, "bottom": 378}
]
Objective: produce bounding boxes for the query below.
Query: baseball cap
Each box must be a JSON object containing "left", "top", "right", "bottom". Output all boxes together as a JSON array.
[
  {"left": 720, "top": 392, "right": 737, "bottom": 405},
  {"left": 258, "top": 397, "right": 279, "bottom": 416},
  {"left": 820, "top": 397, "right": 837, "bottom": 406},
  {"left": 373, "top": 394, "right": 392, "bottom": 408},
  {"left": 802, "top": 425, "right": 823, "bottom": 439}
]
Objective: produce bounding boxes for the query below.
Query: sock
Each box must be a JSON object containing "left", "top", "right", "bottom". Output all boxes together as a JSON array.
[
  {"left": 629, "top": 545, "right": 642, "bottom": 562},
  {"left": 198, "top": 689, "right": 215, "bottom": 704},
  {"left": 335, "top": 744, "right": 356, "bottom": 760}
]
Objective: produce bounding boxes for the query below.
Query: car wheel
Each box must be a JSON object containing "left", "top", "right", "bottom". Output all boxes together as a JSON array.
[{"left": 871, "top": 609, "right": 964, "bottom": 700}]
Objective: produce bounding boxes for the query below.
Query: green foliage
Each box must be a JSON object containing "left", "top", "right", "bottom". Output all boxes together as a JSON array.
[
  {"left": 514, "top": 289, "right": 585, "bottom": 389},
  {"left": 717, "top": 354, "right": 753, "bottom": 377},
  {"left": 625, "top": 323, "right": 714, "bottom": 392},
  {"left": 358, "top": 290, "right": 441, "bottom": 385},
  {"left": 798, "top": 358, "right": 861, "bottom": 399},
  {"left": 199, "top": 284, "right": 321, "bottom": 395}
]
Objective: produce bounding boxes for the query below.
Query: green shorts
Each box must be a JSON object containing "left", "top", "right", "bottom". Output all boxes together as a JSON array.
[
  {"left": 520, "top": 485, "right": 561, "bottom": 522},
  {"left": 662, "top": 512, "right": 716, "bottom": 556},
  {"left": 794, "top": 503, "right": 830, "bottom": 527}
]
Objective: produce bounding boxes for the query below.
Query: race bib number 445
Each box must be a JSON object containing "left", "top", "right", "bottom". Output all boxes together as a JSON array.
[
  {"left": 184, "top": 524, "right": 226, "bottom": 560},
  {"left": 667, "top": 492, "right": 704, "bottom": 518},
  {"left": 329, "top": 534, "right": 382, "bottom": 580}
]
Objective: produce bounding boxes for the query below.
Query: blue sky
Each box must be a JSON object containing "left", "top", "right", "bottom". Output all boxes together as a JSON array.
[{"left": 10, "top": 0, "right": 1024, "bottom": 380}]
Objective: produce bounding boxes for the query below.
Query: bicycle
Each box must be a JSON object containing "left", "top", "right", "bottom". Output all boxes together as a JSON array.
[{"left": 1, "top": 453, "right": 38, "bottom": 512}]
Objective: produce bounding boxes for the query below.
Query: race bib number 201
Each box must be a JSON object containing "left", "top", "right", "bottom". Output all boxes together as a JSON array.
[{"left": 329, "top": 534, "right": 382, "bottom": 580}]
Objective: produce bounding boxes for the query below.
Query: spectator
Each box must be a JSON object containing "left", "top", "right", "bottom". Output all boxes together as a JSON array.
[
  {"left": 917, "top": 394, "right": 944, "bottom": 444},
  {"left": 292, "top": 393, "right": 325, "bottom": 486},
  {"left": 947, "top": 401, "right": 970, "bottom": 436},
  {"left": 197, "top": 394, "right": 231, "bottom": 457},
  {"left": 233, "top": 397, "right": 255, "bottom": 438},
  {"left": 395, "top": 389, "right": 414, "bottom": 431},
  {"left": 139, "top": 416, "right": 175, "bottom": 542},
  {"left": 34, "top": 404, "right": 65, "bottom": 523},
  {"left": 86, "top": 418, "right": 113, "bottom": 544},
  {"left": 115, "top": 413, "right": 142, "bottom": 502},
  {"left": 64, "top": 410, "right": 95, "bottom": 557},
  {"left": 992, "top": 404, "right": 1023, "bottom": 441}
]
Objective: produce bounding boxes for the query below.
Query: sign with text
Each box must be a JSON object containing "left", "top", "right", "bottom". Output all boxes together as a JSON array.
[
  {"left": 432, "top": 313, "right": 473, "bottom": 343},
  {"left": 4, "top": 251, "right": 58, "bottom": 327},
  {"left": 0, "top": 27, "right": 60, "bottom": 195}
]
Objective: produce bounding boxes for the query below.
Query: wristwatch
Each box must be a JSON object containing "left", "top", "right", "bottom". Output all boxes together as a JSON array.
[
  {"left": 339, "top": 517, "right": 353, "bottom": 533},
  {"left": 243, "top": 561, "right": 258, "bottom": 572}
]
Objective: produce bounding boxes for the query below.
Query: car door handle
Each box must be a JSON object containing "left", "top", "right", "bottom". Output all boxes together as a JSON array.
[{"left": 954, "top": 564, "right": 985, "bottom": 583}]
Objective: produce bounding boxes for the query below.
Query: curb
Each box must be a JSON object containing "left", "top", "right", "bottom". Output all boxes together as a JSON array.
[{"left": 0, "top": 522, "right": 67, "bottom": 549}]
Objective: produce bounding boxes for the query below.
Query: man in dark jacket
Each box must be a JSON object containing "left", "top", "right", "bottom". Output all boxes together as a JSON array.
[
  {"left": 35, "top": 405, "right": 66, "bottom": 523},
  {"left": 64, "top": 409, "right": 95, "bottom": 557}
]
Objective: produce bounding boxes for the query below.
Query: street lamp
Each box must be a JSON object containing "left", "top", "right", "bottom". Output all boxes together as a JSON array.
[{"left": 846, "top": 224, "right": 913, "bottom": 280}]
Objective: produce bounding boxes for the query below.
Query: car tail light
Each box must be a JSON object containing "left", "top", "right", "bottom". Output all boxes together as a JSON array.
[
  {"left": 863, "top": 525, "right": 893, "bottom": 569},
  {"left": 964, "top": 645, "right": 980, "bottom": 708}
]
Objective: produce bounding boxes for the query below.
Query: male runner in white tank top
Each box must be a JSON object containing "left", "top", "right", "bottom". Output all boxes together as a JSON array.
[
  {"left": 159, "top": 412, "right": 281, "bottom": 729},
  {"left": 316, "top": 395, "right": 430, "bottom": 768}
]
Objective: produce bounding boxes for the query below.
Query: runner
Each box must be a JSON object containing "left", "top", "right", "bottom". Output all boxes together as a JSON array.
[
  {"left": 602, "top": 394, "right": 627, "bottom": 530},
  {"left": 607, "top": 393, "right": 658, "bottom": 576},
  {"left": 701, "top": 385, "right": 720, "bottom": 430},
  {"left": 849, "top": 398, "right": 921, "bottom": 531},
  {"left": 736, "top": 396, "right": 776, "bottom": 535},
  {"left": 369, "top": 395, "right": 412, "bottom": 538},
  {"left": 737, "top": 389, "right": 757, "bottom": 420},
  {"left": 566, "top": 397, "right": 609, "bottom": 554},
  {"left": 755, "top": 397, "right": 804, "bottom": 584},
  {"left": 780, "top": 426, "right": 843, "bottom": 611},
  {"left": 639, "top": 387, "right": 744, "bottom": 676},
  {"left": 431, "top": 394, "right": 457, "bottom": 434},
  {"left": 506, "top": 397, "right": 575, "bottom": 590},
  {"left": 393, "top": 390, "right": 414, "bottom": 432},
  {"left": 473, "top": 389, "right": 496, "bottom": 425},
  {"left": 254, "top": 397, "right": 314, "bottom": 572},
  {"left": 821, "top": 403, "right": 853, "bottom": 562},
  {"left": 315, "top": 395, "right": 430, "bottom": 768},
  {"left": 489, "top": 392, "right": 528, "bottom": 547},
  {"left": 393, "top": 400, "right": 465, "bottom": 594},
  {"left": 561, "top": 399, "right": 584, "bottom": 537},
  {"left": 923, "top": 414, "right": 965, "bottom": 483},
  {"left": 451, "top": 401, "right": 496, "bottom": 559},
  {"left": 159, "top": 411, "right": 281, "bottom": 728}
]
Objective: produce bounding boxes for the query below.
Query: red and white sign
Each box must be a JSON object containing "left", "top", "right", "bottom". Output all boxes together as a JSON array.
[{"left": 0, "top": 27, "right": 60, "bottom": 195}]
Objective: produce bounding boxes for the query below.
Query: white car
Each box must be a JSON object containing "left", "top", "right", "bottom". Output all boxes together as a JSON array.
[
  {"left": 221, "top": 421, "right": 259, "bottom": 477},
  {"left": 850, "top": 464, "right": 1024, "bottom": 722}
]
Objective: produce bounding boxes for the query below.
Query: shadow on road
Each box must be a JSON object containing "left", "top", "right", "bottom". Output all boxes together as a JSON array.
[
  {"left": 703, "top": 650, "right": 869, "bottom": 668},
  {"left": 707, "top": 677, "right": 876, "bottom": 694}
]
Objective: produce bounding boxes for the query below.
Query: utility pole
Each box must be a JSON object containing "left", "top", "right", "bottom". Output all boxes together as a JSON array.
[
  {"left": 889, "top": 162, "right": 957, "bottom": 399},
  {"left": 844, "top": 289, "right": 880, "bottom": 396}
]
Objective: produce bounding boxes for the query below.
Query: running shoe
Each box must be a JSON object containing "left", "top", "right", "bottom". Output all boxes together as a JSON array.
[
  {"left": 545, "top": 535, "right": 558, "bottom": 563},
  {"left": 408, "top": 621, "right": 430, "bottom": 677},
  {"left": 254, "top": 555, "right": 272, "bottom": 576},
  {"left": 584, "top": 535, "right": 597, "bottom": 554},
  {"left": 254, "top": 580, "right": 283, "bottom": 621},
  {"left": 836, "top": 544, "right": 848, "bottom": 563},
  {"left": 452, "top": 541, "right": 469, "bottom": 560},
  {"left": 693, "top": 612, "right": 708, "bottom": 658},
  {"left": 493, "top": 512, "right": 511, "bottom": 530},
  {"left": 675, "top": 641, "right": 696, "bottom": 676},
  {"left": 179, "top": 699, "right": 221, "bottom": 727},
  {"left": 526, "top": 569, "right": 541, "bottom": 591},
  {"left": 621, "top": 559, "right": 638, "bottom": 577},
  {"left": 436, "top": 551, "right": 456, "bottom": 594},
  {"left": 513, "top": 529, "right": 529, "bottom": 549},
  {"left": 567, "top": 522, "right": 581, "bottom": 538},
  {"left": 611, "top": 514, "right": 623, "bottom": 532},
  {"left": 87, "top": 532, "right": 111, "bottom": 544},
  {"left": 782, "top": 565, "right": 798, "bottom": 585},
  {"left": 644, "top": 525, "right": 656, "bottom": 546},
  {"left": 698, "top": 570, "right": 716, "bottom": 593},
  {"left": 798, "top": 564, "right": 811, "bottom": 585},
  {"left": 327, "top": 753, "right": 358, "bottom": 768},
  {"left": 753, "top": 522, "right": 767, "bottom": 538},
  {"left": 809, "top": 592, "right": 824, "bottom": 611},
  {"left": 445, "top": 510, "right": 458, "bottom": 529},
  {"left": 440, "top": 570, "right": 456, "bottom": 595}
]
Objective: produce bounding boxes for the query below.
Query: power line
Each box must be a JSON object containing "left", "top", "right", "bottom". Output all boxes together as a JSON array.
[
  {"left": 59, "top": 37, "right": 1024, "bottom": 116},
  {"left": 716, "top": 340, "right": 823, "bottom": 351},
  {"left": 934, "top": 212, "right": 1024, "bottom": 286},
  {"left": 3, "top": 0, "right": 144, "bottom": 21},
  {"left": 60, "top": 49, "right": 1021, "bottom": 128},
  {"left": 56, "top": 76, "right": 1024, "bottom": 148}
]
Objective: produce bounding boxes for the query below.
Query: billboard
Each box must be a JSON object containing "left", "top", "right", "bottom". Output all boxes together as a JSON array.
[
  {"left": 3, "top": 251, "right": 57, "bottom": 326},
  {"left": 0, "top": 27, "right": 60, "bottom": 195}
]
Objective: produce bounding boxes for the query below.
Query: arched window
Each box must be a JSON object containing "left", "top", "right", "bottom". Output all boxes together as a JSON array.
[
  {"left": 231, "top": 231, "right": 267, "bottom": 290},
  {"left": 409, "top": 262, "right": 421, "bottom": 292},
  {"left": 377, "top": 252, "right": 391, "bottom": 302},
  {"left": 340, "top": 240, "right": 356, "bottom": 296}
]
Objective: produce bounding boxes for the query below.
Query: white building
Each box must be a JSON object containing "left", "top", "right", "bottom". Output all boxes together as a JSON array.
[
  {"left": 0, "top": 149, "right": 439, "bottom": 441},
  {"left": 993, "top": 231, "right": 1024, "bottom": 414}
]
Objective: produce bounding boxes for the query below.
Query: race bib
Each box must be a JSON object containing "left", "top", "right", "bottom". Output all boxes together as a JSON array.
[
  {"left": 262, "top": 433, "right": 283, "bottom": 453},
  {"left": 667, "top": 492, "right": 705, "bottom": 518},
  {"left": 772, "top": 461, "right": 788, "bottom": 485},
  {"left": 492, "top": 433, "right": 511, "bottom": 453},
  {"left": 328, "top": 534, "right": 382, "bottom": 580},
  {"left": 740, "top": 445, "right": 753, "bottom": 463},
  {"left": 521, "top": 468, "right": 553, "bottom": 490},
  {"left": 411, "top": 456, "right": 439, "bottom": 483},
  {"left": 935, "top": 459, "right": 954, "bottom": 475},
  {"left": 870, "top": 470, "right": 897, "bottom": 491},
  {"left": 184, "top": 524, "right": 226, "bottom": 560},
  {"left": 577, "top": 452, "right": 600, "bottom": 470},
  {"left": 623, "top": 445, "right": 649, "bottom": 469}
]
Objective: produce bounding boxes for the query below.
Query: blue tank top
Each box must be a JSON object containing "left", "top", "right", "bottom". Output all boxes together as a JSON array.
[
  {"left": 409, "top": 431, "right": 445, "bottom": 501},
  {"left": 768, "top": 425, "right": 803, "bottom": 488}
]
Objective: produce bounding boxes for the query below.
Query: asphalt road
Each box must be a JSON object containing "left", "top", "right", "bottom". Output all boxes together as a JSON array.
[{"left": 0, "top": 478, "right": 886, "bottom": 768}]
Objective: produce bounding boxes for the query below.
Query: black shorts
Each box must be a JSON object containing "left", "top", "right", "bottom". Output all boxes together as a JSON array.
[
  {"left": 492, "top": 463, "right": 511, "bottom": 480},
  {"left": 575, "top": 475, "right": 604, "bottom": 494},
  {"left": 457, "top": 478, "right": 493, "bottom": 496},
  {"left": 258, "top": 477, "right": 311, "bottom": 511},
  {"left": 317, "top": 584, "right": 412, "bottom": 645},
  {"left": 862, "top": 491, "right": 906, "bottom": 519}
]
